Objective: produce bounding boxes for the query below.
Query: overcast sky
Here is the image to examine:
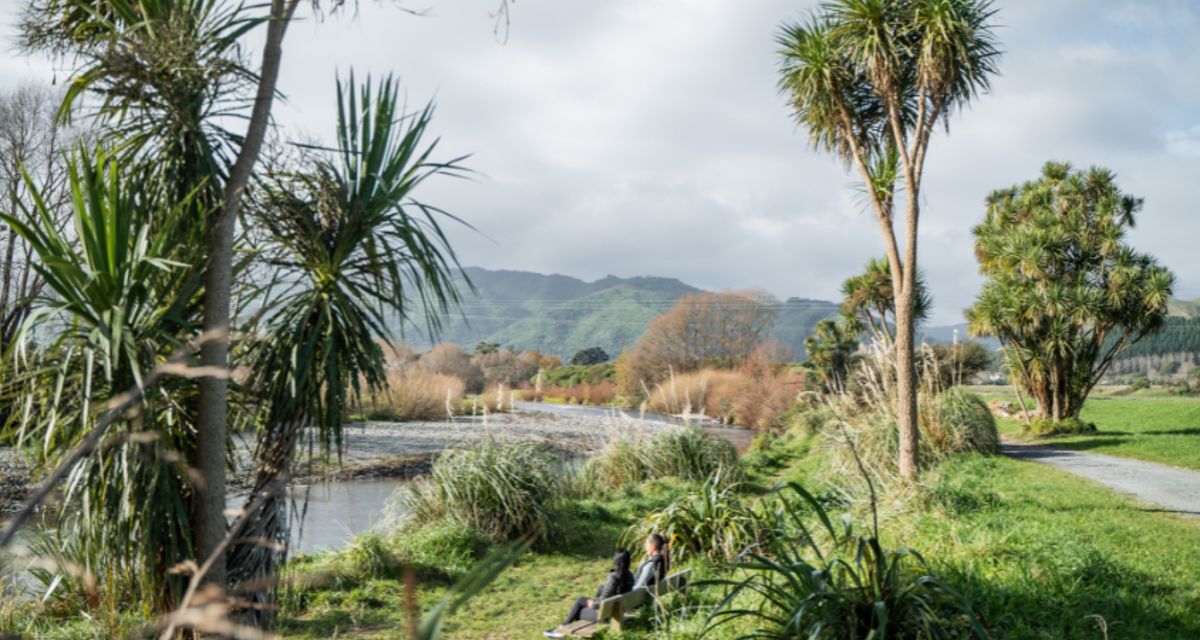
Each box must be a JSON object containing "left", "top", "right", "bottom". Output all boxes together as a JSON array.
[{"left": 4, "top": 0, "right": 1200, "bottom": 325}]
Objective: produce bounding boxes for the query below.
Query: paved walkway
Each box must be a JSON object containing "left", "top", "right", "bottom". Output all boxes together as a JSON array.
[{"left": 1001, "top": 439, "right": 1200, "bottom": 517}]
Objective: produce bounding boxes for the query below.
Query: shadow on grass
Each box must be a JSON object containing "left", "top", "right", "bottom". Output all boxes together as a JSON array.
[
  {"left": 1143, "top": 428, "right": 1200, "bottom": 436},
  {"left": 944, "top": 551, "right": 1200, "bottom": 639},
  {"left": 1052, "top": 438, "right": 1133, "bottom": 451},
  {"left": 1136, "top": 507, "right": 1200, "bottom": 517}
]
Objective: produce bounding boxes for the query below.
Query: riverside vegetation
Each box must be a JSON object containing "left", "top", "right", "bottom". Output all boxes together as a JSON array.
[
  {"left": 263, "top": 370, "right": 1200, "bottom": 640},
  {"left": 15, "top": 353, "right": 1200, "bottom": 639}
]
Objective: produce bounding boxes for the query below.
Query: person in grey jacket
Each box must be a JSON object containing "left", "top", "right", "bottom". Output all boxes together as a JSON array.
[
  {"left": 632, "top": 533, "right": 669, "bottom": 589},
  {"left": 544, "top": 548, "right": 634, "bottom": 638}
]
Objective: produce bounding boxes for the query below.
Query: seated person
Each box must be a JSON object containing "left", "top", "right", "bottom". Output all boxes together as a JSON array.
[
  {"left": 543, "top": 548, "right": 633, "bottom": 638},
  {"left": 632, "top": 533, "right": 669, "bottom": 589}
]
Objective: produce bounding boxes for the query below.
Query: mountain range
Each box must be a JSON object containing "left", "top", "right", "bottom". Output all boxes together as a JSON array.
[
  {"left": 404, "top": 267, "right": 843, "bottom": 359},
  {"left": 401, "top": 267, "right": 1199, "bottom": 361}
]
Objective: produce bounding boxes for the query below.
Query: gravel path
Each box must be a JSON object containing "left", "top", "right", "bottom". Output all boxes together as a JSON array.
[{"left": 1001, "top": 439, "right": 1200, "bottom": 517}]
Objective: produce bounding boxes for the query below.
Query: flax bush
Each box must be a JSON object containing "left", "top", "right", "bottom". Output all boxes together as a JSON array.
[
  {"left": 587, "top": 426, "right": 742, "bottom": 491},
  {"left": 402, "top": 438, "right": 562, "bottom": 543}
]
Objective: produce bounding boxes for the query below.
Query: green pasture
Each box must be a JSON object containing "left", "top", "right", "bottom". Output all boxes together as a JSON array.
[{"left": 972, "top": 386, "right": 1200, "bottom": 470}]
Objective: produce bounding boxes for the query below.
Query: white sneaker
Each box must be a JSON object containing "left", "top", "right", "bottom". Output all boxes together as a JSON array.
[{"left": 543, "top": 629, "right": 565, "bottom": 639}]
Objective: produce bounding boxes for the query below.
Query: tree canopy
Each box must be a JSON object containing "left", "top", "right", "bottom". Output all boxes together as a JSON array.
[
  {"left": 966, "top": 162, "right": 1175, "bottom": 421},
  {"left": 571, "top": 347, "right": 610, "bottom": 366}
]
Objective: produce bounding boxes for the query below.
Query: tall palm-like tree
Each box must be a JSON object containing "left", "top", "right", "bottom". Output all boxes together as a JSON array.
[
  {"left": 227, "top": 75, "right": 467, "bottom": 624},
  {"left": 1, "top": 148, "right": 204, "bottom": 614},
  {"left": 20, "top": 0, "right": 266, "bottom": 579},
  {"left": 777, "top": 0, "right": 1000, "bottom": 479}
]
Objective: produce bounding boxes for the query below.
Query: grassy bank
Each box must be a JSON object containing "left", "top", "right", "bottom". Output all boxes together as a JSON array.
[
  {"left": 11, "top": 392, "right": 1200, "bottom": 639},
  {"left": 914, "top": 454, "right": 1200, "bottom": 639},
  {"left": 272, "top": 433, "right": 1200, "bottom": 639},
  {"left": 973, "top": 386, "right": 1200, "bottom": 470},
  {"left": 278, "top": 479, "right": 703, "bottom": 639}
]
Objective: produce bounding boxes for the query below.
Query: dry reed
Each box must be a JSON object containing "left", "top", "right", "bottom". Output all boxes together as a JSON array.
[{"left": 358, "top": 368, "right": 466, "bottom": 421}]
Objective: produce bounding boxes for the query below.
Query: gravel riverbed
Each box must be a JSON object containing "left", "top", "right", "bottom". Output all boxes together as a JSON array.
[{"left": 0, "top": 410, "right": 675, "bottom": 512}]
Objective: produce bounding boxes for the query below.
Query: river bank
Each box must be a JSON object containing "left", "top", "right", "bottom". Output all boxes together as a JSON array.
[{"left": 0, "top": 408, "right": 688, "bottom": 512}]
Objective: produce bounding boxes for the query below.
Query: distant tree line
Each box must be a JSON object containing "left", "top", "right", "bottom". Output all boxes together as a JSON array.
[{"left": 1103, "top": 316, "right": 1200, "bottom": 361}]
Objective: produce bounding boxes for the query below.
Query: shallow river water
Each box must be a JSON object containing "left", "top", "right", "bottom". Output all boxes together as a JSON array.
[{"left": 284, "top": 403, "right": 755, "bottom": 551}]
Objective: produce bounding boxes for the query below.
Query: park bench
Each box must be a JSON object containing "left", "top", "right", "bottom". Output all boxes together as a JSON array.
[{"left": 558, "top": 569, "right": 691, "bottom": 637}]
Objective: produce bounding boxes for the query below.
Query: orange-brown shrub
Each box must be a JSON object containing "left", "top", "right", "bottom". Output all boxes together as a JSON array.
[
  {"left": 645, "top": 367, "right": 806, "bottom": 430},
  {"left": 535, "top": 382, "right": 617, "bottom": 405},
  {"left": 646, "top": 369, "right": 742, "bottom": 419},
  {"left": 357, "top": 368, "right": 465, "bottom": 422}
]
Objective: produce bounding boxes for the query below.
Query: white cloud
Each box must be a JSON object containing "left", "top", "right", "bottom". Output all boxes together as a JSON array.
[{"left": 4, "top": 0, "right": 1200, "bottom": 322}]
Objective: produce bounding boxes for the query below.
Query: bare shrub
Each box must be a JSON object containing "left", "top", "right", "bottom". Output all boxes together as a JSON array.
[
  {"left": 419, "top": 343, "right": 485, "bottom": 393},
  {"left": 617, "top": 289, "right": 780, "bottom": 399},
  {"left": 474, "top": 350, "right": 539, "bottom": 387},
  {"left": 381, "top": 341, "right": 418, "bottom": 369}
]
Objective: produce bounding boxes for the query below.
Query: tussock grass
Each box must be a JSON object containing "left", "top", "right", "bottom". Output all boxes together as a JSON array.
[
  {"left": 587, "top": 426, "right": 742, "bottom": 491},
  {"left": 811, "top": 344, "right": 998, "bottom": 506},
  {"left": 401, "top": 438, "right": 563, "bottom": 543}
]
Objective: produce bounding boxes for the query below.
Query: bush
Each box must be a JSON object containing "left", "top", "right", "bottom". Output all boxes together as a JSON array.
[
  {"left": 620, "top": 474, "right": 773, "bottom": 565},
  {"left": 930, "top": 388, "right": 999, "bottom": 455},
  {"left": 588, "top": 427, "right": 742, "bottom": 491},
  {"left": 402, "top": 438, "right": 563, "bottom": 543},
  {"left": 1023, "top": 417, "right": 1097, "bottom": 437},
  {"left": 706, "top": 483, "right": 988, "bottom": 640},
  {"left": 541, "top": 363, "right": 615, "bottom": 388},
  {"left": 355, "top": 368, "right": 465, "bottom": 422},
  {"left": 419, "top": 343, "right": 485, "bottom": 393}
]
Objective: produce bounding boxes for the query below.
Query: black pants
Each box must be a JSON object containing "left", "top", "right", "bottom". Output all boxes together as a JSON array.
[{"left": 563, "top": 596, "right": 600, "bottom": 625}]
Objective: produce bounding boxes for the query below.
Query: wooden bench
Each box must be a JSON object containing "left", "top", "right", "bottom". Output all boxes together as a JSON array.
[{"left": 558, "top": 570, "right": 691, "bottom": 637}]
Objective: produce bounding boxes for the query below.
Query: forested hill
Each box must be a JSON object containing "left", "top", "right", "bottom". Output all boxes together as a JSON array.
[
  {"left": 401, "top": 268, "right": 842, "bottom": 359},
  {"left": 401, "top": 268, "right": 702, "bottom": 358},
  {"left": 1104, "top": 316, "right": 1200, "bottom": 360}
]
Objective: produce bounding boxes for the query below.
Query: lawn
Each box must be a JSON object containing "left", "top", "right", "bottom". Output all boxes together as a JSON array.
[
  {"left": 969, "top": 386, "right": 1200, "bottom": 470},
  {"left": 912, "top": 454, "right": 1200, "bottom": 639}
]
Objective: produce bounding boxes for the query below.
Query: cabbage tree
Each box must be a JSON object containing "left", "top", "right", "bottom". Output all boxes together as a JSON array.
[
  {"left": 227, "top": 74, "right": 467, "bottom": 623},
  {"left": 777, "top": 0, "right": 1001, "bottom": 479},
  {"left": 966, "top": 162, "right": 1174, "bottom": 422},
  {"left": 0, "top": 148, "right": 204, "bottom": 614}
]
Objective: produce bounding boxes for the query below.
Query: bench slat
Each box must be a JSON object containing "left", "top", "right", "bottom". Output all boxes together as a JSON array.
[{"left": 595, "top": 569, "right": 691, "bottom": 621}]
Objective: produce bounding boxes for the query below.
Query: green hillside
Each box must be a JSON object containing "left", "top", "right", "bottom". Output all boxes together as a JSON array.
[
  {"left": 482, "top": 284, "right": 691, "bottom": 358},
  {"left": 771, "top": 298, "right": 843, "bottom": 359},
  {"left": 1168, "top": 298, "right": 1200, "bottom": 318},
  {"left": 403, "top": 268, "right": 845, "bottom": 361},
  {"left": 406, "top": 268, "right": 700, "bottom": 357}
]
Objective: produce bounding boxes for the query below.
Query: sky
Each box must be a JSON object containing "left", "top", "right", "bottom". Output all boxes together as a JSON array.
[{"left": 3, "top": 0, "right": 1200, "bottom": 325}]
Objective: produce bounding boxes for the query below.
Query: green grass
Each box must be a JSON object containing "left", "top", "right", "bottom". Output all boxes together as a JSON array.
[
  {"left": 973, "top": 386, "right": 1200, "bottom": 470},
  {"left": 913, "top": 454, "right": 1200, "bottom": 639},
  {"left": 278, "top": 478, "right": 701, "bottom": 639}
]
